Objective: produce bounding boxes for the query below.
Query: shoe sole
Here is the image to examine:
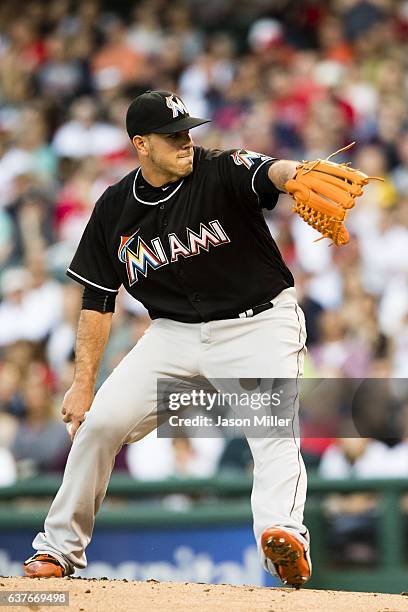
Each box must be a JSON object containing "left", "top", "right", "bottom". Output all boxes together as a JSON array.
[
  {"left": 24, "top": 561, "right": 64, "bottom": 578},
  {"left": 261, "top": 529, "right": 311, "bottom": 589}
]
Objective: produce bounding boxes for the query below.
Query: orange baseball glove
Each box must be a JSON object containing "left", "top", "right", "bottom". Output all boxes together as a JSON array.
[{"left": 284, "top": 143, "right": 381, "bottom": 246}]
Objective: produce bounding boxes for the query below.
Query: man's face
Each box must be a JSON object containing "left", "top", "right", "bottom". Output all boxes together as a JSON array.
[{"left": 145, "top": 130, "right": 194, "bottom": 179}]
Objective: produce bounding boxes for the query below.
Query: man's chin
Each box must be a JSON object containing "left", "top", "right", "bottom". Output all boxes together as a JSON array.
[{"left": 178, "top": 162, "right": 193, "bottom": 177}]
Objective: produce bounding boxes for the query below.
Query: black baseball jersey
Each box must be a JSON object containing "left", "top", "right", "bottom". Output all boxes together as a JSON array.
[{"left": 66, "top": 146, "right": 294, "bottom": 323}]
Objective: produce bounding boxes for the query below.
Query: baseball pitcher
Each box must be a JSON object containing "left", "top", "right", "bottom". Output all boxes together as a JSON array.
[{"left": 24, "top": 91, "right": 375, "bottom": 587}]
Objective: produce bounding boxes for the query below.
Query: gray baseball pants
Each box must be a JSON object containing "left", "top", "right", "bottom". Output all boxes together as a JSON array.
[{"left": 32, "top": 287, "right": 309, "bottom": 575}]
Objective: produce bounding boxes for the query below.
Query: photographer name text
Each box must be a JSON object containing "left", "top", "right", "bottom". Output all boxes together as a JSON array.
[{"left": 168, "top": 415, "right": 291, "bottom": 427}]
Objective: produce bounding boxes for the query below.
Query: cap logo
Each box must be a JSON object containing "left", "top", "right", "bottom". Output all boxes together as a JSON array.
[{"left": 165, "top": 94, "right": 188, "bottom": 118}]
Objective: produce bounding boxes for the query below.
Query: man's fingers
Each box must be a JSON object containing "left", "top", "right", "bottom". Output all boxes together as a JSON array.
[
  {"left": 66, "top": 419, "right": 83, "bottom": 442},
  {"left": 71, "top": 421, "right": 83, "bottom": 441},
  {"left": 70, "top": 423, "right": 79, "bottom": 442}
]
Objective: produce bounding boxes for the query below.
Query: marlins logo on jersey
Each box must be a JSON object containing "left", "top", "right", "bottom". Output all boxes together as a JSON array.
[
  {"left": 231, "top": 149, "right": 272, "bottom": 169},
  {"left": 118, "top": 220, "right": 230, "bottom": 286}
]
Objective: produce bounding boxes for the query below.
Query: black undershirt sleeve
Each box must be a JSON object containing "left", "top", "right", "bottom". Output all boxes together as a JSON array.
[
  {"left": 253, "top": 159, "right": 283, "bottom": 196},
  {"left": 82, "top": 286, "right": 117, "bottom": 313}
]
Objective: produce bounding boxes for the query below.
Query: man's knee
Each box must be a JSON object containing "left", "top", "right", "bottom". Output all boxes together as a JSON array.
[{"left": 81, "top": 414, "right": 127, "bottom": 446}]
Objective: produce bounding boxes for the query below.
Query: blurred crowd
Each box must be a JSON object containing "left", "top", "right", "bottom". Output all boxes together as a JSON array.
[{"left": 0, "top": 0, "right": 408, "bottom": 492}]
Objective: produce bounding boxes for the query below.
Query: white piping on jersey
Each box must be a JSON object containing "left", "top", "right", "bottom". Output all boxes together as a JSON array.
[
  {"left": 133, "top": 168, "right": 184, "bottom": 205},
  {"left": 251, "top": 158, "right": 274, "bottom": 197},
  {"left": 67, "top": 268, "right": 119, "bottom": 293}
]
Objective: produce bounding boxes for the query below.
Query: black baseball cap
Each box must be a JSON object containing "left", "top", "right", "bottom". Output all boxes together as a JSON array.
[{"left": 126, "top": 90, "right": 210, "bottom": 138}]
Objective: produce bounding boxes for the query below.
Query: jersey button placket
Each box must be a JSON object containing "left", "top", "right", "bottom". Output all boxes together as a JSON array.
[{"left": 158, "top": 203, "right": 168, "bottom": 228}]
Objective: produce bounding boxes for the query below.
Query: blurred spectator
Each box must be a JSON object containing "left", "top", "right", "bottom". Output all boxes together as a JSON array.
[
  {"left": 126, "top": 430, "right": 224, "bottom": 480},
  {"left": 0, "top": 408, "right": 18, "bottom": 448},
  {"left": 218, "top": 437, "right": 253, "bottom": 474},
  {"left": 53, "top": 156, "right": 109, "bottom": 245},
  {"left": 91, "top": 15, "right": 148, "bottom": 89},
  {"left": 0, "top": 262, "right": 62, "bottom": 347},
  {"left": 0, "top": 267, "right": 32, "bottom": 346},
  {"left": 36, "top": 33, "right": 90, "bottom": 102},
  {"left": 319, "top": 437, "right": 394, "bottom": 564},
  {"left": 0, "top": 19, "right": 40, "bottom": 103},
  {"left": 6, "top": 185, "right": 55, "bottom": 264},
  {"left": 53, "top": 97, "right": 127, "bottom": 159},
  {"left": 391, "top": 133, "right": 408, "bottom": 196},
  {"left": 9, "top": 363, "right": 70, "bottom": 475},
  {"left": 0, "top": 106, "right": 56, "bottom": 192},
  {"left": 309, "top": 310, "right": 370, "bottom": 376},
  {"left": 0, "top": 207, "right": 14, "bottom": 270},
  {"left": 319, "top": 437, "right": 392, "bottom": 479},
  {"left": 52, "top": 96, "right": 127, "bottom": 160},
  {"left": 0, "top": 444, "right": 17, "bottom": 487},
  {"left": 126, "top": 3, "right": 164, "bottom": 58},
  {"left": 293, "top": 268, "right": 323, "bottom": 347},
  {"left": 98, "top": 302, "right": 150, "bottom": 385},
  {"left": 46, "top": 283, "right": 81, "bottom": 376},
  {"left": 391, "top": 312, "right": 408, "bottom": 377},
  {"left": 165, "top": 4, "right": 204, "bottom": 63},
  {"left": 0, "top": 361, "right": 23, "bottom": 416}
]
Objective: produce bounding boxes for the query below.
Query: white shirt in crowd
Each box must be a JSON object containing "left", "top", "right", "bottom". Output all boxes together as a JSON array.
[
  {"left": 319, "top": 439, "right": 408, "bottom": 479},
  {"left": 126, "top": 430, "right": 224, "bottom": 480},
  {"left": 0, "top": 279, "right": 63, "bottom": 346},
  {"left": 52, "top": 120, "right": 128, "bottom": 159},
  {"left": 0, "top": 447, "right": 17, "bottom": 487}
]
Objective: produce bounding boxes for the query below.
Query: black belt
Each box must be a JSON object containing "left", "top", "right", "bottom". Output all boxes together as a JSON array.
[{"left": 237, "top": 299, "right": 274, "bottom": 319}]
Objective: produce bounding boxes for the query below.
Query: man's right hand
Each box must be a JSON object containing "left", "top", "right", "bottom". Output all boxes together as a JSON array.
[
  {"left": 62, "top": 383, "right": 94, "bottom": 441},
  {"left": 61, "top": 309, "right": 113, "bottom": 441}
]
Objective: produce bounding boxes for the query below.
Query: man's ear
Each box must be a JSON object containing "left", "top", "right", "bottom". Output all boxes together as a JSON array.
[{"left": 132, "top": 135, "right": 149, "bottom": 157}]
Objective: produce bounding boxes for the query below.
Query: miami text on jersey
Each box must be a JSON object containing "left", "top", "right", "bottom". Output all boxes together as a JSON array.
[{"left": 118, "top": 220, "right": 230, "bottom": 286}]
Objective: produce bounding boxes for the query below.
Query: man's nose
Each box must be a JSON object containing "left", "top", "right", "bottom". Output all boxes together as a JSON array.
[{"left": 182, "top": 132, "right": 193, "bottom": 148}]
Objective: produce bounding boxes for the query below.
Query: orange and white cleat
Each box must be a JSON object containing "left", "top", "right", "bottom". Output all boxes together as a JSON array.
[
  {"left": 261, "top": 527, "right": 312, "bottom": 589},
  {"left": 23, "top": 553, "right": 65, "bottom": 578}
]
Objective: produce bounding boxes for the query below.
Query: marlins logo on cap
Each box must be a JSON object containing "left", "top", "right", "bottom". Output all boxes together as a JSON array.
[
  {"left": 126, "top": 90, "right": 210, "bottom": 138},
  {"left": 165, "top": 94, "right": 189, "bottom": 118}
]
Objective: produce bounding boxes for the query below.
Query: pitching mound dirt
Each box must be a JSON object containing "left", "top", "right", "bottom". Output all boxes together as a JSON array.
[{"left": 1, "top": 577, "right": 407, "bottom": 611}]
